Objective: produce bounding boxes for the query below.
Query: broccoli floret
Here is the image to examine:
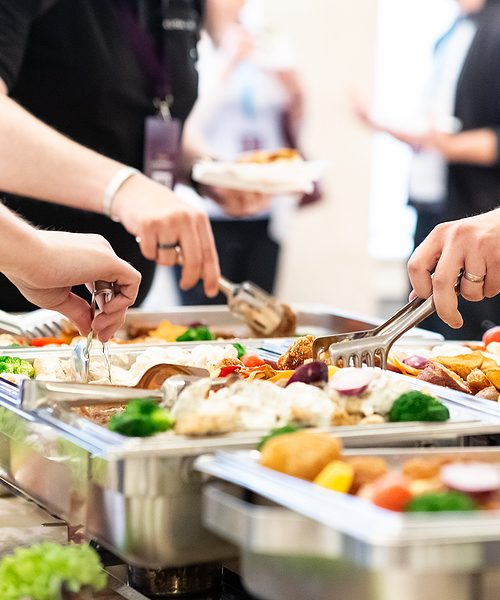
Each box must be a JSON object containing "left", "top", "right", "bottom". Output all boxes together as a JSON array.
[
  {"left": 0, "top": 356, "right": 35, "bottom": 378},
  {"left": 389, "top": 391, "right": 449, "bottom": 422},
  {"left": 405, "top": 491, "right": 477, "bottom": 513},
  {"left": 108, "top": 398, "right": 174, "bottom": 437},
  {"left": 176, "top": 326, "right": 215, "bottom": 342}
]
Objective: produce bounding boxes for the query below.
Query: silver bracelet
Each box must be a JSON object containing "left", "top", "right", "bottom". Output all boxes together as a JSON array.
[{"left": 103, "top": 167, "right": 140, "bottom": 222}]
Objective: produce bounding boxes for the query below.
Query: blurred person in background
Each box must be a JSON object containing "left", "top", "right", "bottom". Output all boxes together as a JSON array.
[
  {"left": 356, "top": 0, "right": 500, "bottom": 339},
  {"left": 0, "top": 0, "right": 224, "bottom": 311},
  {"left": 176, "top": 0, "right": 321, "bottom": 304}
]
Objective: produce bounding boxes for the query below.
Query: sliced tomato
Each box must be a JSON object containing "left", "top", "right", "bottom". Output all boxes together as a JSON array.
[
  {"left": 31, "top": 337, "right": 66, "bottom": 347},
  {"left": 483, "top": 326, "right": 500, "bottom": 346},
  {"left": 241, "top": 354, "right": 265, "bottom": 368},
  {"left": 218, "top": 365, "right": 241, "bottom": 377}
]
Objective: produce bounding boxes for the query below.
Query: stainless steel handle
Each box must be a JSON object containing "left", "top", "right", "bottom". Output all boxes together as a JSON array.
[
  {"left": 218, "top": 276, "right": 237, "bottom": 298},
  {"left": 0, "top": 310, "right": 23, "bottom": 336}
]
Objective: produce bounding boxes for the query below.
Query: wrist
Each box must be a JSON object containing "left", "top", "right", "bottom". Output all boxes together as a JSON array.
[{"left": 102, "top": 167, "right": 141, "bottom": 222}]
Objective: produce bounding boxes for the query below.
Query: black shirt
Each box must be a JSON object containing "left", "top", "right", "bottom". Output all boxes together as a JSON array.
[{"left": 0, "top": 0, "right": 203, "bottom": 309}]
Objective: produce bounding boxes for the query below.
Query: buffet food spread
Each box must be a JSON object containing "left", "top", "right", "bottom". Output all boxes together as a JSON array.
[{"left": 0, "top": 306, "right": 500, "bottom": 600}]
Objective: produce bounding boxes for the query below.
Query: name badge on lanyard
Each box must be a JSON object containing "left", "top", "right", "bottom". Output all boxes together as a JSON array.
[
  {"left": 144, "top": 99, "right": 181, "bottom": 188},
  {"left": 115, "top": 0, "right": 182, "bottom": 189}
]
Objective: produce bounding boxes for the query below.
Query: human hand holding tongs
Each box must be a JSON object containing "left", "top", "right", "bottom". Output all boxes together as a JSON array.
[{"left": 71, "top": 281, "right": 114, "bottom": 383}]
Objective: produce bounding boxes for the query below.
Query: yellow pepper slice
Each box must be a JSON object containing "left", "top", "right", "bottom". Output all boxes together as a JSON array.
[{"left": 314, "top": 460, "right": 354, "bottom": 493}]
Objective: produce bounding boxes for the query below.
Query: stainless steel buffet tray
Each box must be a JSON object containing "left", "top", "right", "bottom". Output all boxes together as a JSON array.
[
  {"left": 198, "top": 447, "right": 500, "bottom": 600},
  {"left": 0, "top": 374, "right": 499, "bottom": 570},
  {"left": 121, "top": 304, "right": 444, "bottom": 340},
  {"left": 1, "top": 304, "right": 443, "bottom": 351}
]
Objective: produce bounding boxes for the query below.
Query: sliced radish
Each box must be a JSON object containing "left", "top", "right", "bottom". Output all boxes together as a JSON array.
[
  {"left": 403, "top": 355, "right": 428, "bottom": 370},
  {"left": 330, "top": 368, "right": 373, "bottom": 397},
  {"left": 440, "top": 463, "right": 500, "bottom": 494}
]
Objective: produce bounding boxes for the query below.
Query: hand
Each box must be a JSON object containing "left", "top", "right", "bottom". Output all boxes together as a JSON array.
[
  {"left": 407, "top": 210, "right": 500, "bottom": 328},
  {"left": 4, "top": 231, "right": 141, "bottom": 341},
  {"left": 201, "top": 185, "right": 274, "bottom": 217},
  {"left": 112, "top": 174, "right": 220, "bottom": 296}
]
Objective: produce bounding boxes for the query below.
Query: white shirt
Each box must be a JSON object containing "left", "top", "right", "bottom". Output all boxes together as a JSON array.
[{"left": 409, "top": 16, "right": 477, "bottom": 204}]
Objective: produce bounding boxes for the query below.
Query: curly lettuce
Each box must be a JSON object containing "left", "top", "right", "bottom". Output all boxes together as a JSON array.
[{"left": 0, "top": 542, "right": 107, "bottom": 600}]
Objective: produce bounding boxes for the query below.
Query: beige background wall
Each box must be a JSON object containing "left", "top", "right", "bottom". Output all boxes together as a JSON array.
[{"left": 266, "top": 0, "right": 380, "bottom": 317}]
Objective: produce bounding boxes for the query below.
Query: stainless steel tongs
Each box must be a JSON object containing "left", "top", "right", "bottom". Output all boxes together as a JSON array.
[
  {"left": 218, "top": 276, "right": 285, "bottom": 336},
  {"left": 173, "top": 244, "right": 286, "bottom": 336},
  {"left": 313, "top": 289, "right": 451, "bottom": 369},
  {"left": 71, "top": 281, "right": 114, "bottom": 383}
]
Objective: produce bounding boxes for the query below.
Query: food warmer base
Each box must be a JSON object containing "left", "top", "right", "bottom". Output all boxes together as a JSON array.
[{"left": 198, "top": 448, "right": 500, "bottom": 600}]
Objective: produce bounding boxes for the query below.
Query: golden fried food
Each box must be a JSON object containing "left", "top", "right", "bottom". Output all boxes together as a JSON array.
[
  {"left": 345, "top": 456, "right": 388, "bottom": 494},
  {"left": 467, "top": 368, "right": 491, "bottom": 394},
  {"left": 259, "top": 431, "right": 342, "bottom": 481},
  {"left": 402, "top": 456, "right": 454, "bottom": 480},
  {"left": 476, "top": 386, "right": 500, "bottom": 401},
  {"left": 417, "top": 361, "right": 471, "bottom": 394},
  {"left": 277, "top": 335, "right": 315, "bottom": 370},
  {"left": 434, "top": 351, "right": 483, "bottom": 381},
  {"left": 486, "top": 369, "right": 500, "bottom": 391},
  {"left": 214, "top": 357, "right": 244, "bottom": 371},
  {"left": 238, "top": 148, "right": 301, "bottom": 164}
]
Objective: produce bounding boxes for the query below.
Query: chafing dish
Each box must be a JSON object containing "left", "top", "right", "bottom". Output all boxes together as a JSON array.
[
  {"left": 0, "top": 304, "right": 444, "bottom": 350},
  {"left": 1, "top": 370, "right": 500, "bottom": 571},
  {"left": 198, "top": 446, "right": 500, "bottom": 600}
]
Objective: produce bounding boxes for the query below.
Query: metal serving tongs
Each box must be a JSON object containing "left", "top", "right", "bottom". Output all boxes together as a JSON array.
[
  {"left": 313, "top": 277, "right": 462, "bottom": 369},
  {"left": 71, "top": 281, "right": 114, "bottom": 383},
  {"left": 173, "top": 244, "right": 289, "bottom": 336},
  {"left": 218, "top": 276, "right": 286, "bottom": 336}
]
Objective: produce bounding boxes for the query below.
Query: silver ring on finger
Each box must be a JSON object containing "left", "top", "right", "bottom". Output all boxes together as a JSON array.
[
  {"left": 157, "top": 241, "right": 179, "bottom": 250},
  {"left": 157, "top": 242, "right": 183, "bottom": 265},
  {"left": 463, "top": 271, "right": 486, "bottom": 283}
]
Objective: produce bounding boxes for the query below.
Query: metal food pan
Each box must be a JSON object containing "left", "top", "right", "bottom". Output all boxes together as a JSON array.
[
  {"left": 122, "top": 304, "right": 444, "bottom": 340},
  {"left": 1, "top": 374, "right": 500, "bottom": 570},
  {"left": 198, "top": 447, "right": 500, "bottom": 600}
]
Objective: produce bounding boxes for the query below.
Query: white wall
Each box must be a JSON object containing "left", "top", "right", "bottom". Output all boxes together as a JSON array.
[{"left": 266, "top": 0, "right": 379, "bottom": 316}]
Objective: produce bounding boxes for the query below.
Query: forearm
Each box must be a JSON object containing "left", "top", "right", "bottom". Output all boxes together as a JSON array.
[
  {"left": 433, "top": 128, "right": 498, "bottom": 166},
  {"left": 0, "top": 202, "right": 43, "bottom": 276},
  {"left": 0, "top": 93, "right": 125, "bottom": 213}
]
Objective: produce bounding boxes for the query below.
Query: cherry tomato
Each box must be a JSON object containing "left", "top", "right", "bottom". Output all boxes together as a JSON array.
[
  {"left": 241, "top": 354, "right": 266, "bottom": 368},
  {"left": 31, "top": 337, "right": 66, "bottom": 347},
  {"left": 483, "top": 326, "right": 500, "bottom": 346},
  {"left": 373, "top": 484, "right": 413, "bottom": 512}
]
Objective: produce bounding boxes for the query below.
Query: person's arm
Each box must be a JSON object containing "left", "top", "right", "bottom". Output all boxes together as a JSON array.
[
  {"left": 407, "top": 208, "right": 500, "bottom": 328},
  {"left": 353, "top": 94, "right": 499, "bottom": 166},
  {"left": 0, "top": 203, "right": 141, "bottom": 341},
  {"left": 0, "top": 86, "right": 220, "bottom": 296}
]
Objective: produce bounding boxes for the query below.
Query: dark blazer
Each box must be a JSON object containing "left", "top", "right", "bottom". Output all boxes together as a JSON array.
[{"left": 446, "top": 3, "right": 500, "bottom": 220}]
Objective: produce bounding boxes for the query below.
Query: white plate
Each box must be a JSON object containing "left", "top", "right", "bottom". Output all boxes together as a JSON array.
[{"left": 192, "top": 159, "right": 329, "bottom": 194}]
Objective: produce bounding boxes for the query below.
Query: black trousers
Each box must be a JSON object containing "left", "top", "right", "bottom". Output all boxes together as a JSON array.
[
  {"left": 175, "top": 218, "right": 280, "bottom": 305},
  {"left": 413, "top": 210, "right": 499, "bottom": 341}
]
